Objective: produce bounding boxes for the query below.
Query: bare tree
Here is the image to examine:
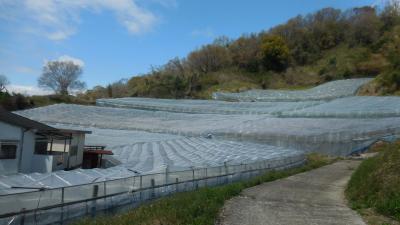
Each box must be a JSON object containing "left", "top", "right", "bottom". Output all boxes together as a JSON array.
[
  {"left": 187, "top": 44, "right": 232, "bottom": 74},
  {"left": 38, "top": 60, "right": 86, "bottom": 95},
  {"left": 0, "top": 74, "right": 9, "bottom": 92}
]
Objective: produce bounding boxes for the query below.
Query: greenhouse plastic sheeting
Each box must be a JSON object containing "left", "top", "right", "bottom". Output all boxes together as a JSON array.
[
  {"left": 279, "top": 96, "right": 400, "bottom": 118},
  {"left": 16, "top": 103, "right": 400, "bottom": 156},
  {"left": 97, "top": 97, "right": 323, "bottom": 115},
  {"left": 17, "top": 104, "right": 273, "bottom": 135},
  {"left": 0, "top": 129, "right": 302, "bottom": 195},
  {"left": 2, "top": 76, "right": 400, "bottom": 224},
  {"left": 212, "top": 78, "right": 372, "bottom": 102},
  {"left": 0, "top": 154, "right": 305, "bottom": 225},
  {"left": 211, "top": 117, "right": 400, "bottom": 155}
]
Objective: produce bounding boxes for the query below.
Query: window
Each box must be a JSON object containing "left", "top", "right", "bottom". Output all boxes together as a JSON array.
[
  {"left": 0, "top": 141, "right": 18, "bottom": 159},
  {"left": 35, "top": 140, "right": 48, "bottom": 155}
]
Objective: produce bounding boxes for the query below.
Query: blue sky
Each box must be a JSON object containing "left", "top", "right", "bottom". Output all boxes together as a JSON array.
[{"left": 0, "top": 0, "right": 377, "bottom": 95}]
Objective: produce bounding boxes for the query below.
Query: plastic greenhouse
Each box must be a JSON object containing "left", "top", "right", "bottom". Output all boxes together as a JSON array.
[{"left": 0, "top": 78, "right": 399, "bottom": 225}]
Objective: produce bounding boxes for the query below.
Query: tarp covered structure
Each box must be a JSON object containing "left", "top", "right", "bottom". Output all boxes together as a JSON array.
[{"left": 0, "top": 78, "right": 399, "bottom": 224}]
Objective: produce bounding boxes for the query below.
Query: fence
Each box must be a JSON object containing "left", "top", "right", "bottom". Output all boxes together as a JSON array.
[{"left": 0, "top": 154, "right": 305, "bottom": 225}]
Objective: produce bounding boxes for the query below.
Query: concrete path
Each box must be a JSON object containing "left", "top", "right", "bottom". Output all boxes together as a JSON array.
[{"left": 219, "top": 160, "right": 366, "bottom": 225}]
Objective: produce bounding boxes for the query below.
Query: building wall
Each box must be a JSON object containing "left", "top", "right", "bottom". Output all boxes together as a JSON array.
[
  {"left": 31, "top": 154, "right": 53, "bottom": 173},
  {"left": 67, "top": 133, "right": 85, "bottom": 169},
  {"left": 0, "top": 121, "right": 87, "bottom": 174},
  {"left": 0, "top": 121, "right": 21, "bottom": 175},
  {"left": 0, "top": 121, "right": 36, "bottom": 175},
  {"left": 47, "top": 133, "right": 85, "bottom": 169},
  {"left": 30, "top": 153, "right": 67, "bottom": 173},
  {"left": 20, "top": 132, "right": 35, "bottom": 173}
]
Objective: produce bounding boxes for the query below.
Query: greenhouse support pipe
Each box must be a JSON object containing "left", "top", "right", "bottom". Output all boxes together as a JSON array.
[
  {"left": 139, "top": 176, "right": 142, "bottom": 201},
  {"left": 60, "top": 188, "right": 64, "bottom": 225},
  {"left": 0, "top": 159, "right": 305, "bottom": 219}
]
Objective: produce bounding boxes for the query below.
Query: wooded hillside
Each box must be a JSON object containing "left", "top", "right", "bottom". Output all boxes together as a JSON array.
[{"left": 79, "top": 3, "right": 400, "bottom": 101}]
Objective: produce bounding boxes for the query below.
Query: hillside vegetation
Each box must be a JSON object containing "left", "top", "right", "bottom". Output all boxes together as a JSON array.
[
  {"left": 0, "top": 92, "right": 91, "bottom": 111},
  {"left": 78, "top": 3, "right": 400, "bottom": 101},
  {"left": 346, "top": 141, "right": 400, "bottom": 224}
]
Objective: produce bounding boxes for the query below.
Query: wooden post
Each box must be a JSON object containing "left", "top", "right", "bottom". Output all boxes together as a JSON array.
[
  {"left": 219, "top": 166, "right": 222, "bottom": 184},
  {"left": 103, "top": 182, "right": 107, "bottom": 213},
  {"left": 139, "top": 176, "right": 143, "bottom": 201},
  {"left": 49, "top": 138, "right": 53, "bottom": 154},
  {"left": 60, "top": 187, "right": 65, "bottom": 224},
  {"left": 67, "top": 136, "right": 72, "bottom": 169},
  {"left": 165, "top": 165, "right": 169, "bottom": 185},
  {"left": 20, "top": 208, "right": 26, "bottom": 225},
  {"left": 239, "top": 163, "right": 243, "bottom": 180},
  {"left": 224, "top": 162, "right": 228, "bottom": 173},
  {"left": 224, "top": 162, "right": 228, "bottom": 184},
  {"left": 175, "top": 178, "right": 179, "bottom": 192},
  {"left": 244, "top": 163, "right": 247, "bottom": 180},
  {"left": 205, "top": 168, "right": 208, "bottom": 187},
  {"left": 99, "top": 154, "right": 103, "bottom": 168},
  {"left": 150, "top": 179, "right": 155, "bottom": 199},
  {"left": 192, "top": 168, "right": 198, "bottom": 190}
]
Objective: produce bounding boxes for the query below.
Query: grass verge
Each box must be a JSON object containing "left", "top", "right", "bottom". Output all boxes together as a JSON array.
[
  {"left": 75, "top": 154, "right": 335, "bottom": 225},
  {"left": 346, "top": 141, "right": 400, "bottom": 224}
]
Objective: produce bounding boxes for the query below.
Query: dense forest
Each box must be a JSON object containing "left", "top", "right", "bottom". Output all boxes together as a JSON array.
[{"left": 77, "top": 2, "right": 400, "bottom": 101}]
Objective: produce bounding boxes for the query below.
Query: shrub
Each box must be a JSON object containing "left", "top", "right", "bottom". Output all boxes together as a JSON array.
[
  {"left": 260, "top": 35, "right": 290, "bottom": 72},
  {"left": 346, "top": 141, "right": 400, "bottom": 221}
]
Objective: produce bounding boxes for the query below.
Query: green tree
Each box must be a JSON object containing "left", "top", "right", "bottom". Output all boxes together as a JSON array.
[
  {"left": 261, "top": 35, "right": 290, "bottom": 71},
  {"left": 376, "top": 26, "right": 400, "bottom": 93},
  {"left": 385, "top": 26, "right": 400, "bottom": 69}
]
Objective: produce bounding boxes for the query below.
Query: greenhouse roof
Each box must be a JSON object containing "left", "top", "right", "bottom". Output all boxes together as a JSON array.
[{"left": 3, "top": 78, "right": 400, "bottom": 194}]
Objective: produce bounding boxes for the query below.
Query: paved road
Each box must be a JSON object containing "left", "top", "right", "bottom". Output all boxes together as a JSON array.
[{"left": 219, "top": 160, "right": 366, "bottom": 225}]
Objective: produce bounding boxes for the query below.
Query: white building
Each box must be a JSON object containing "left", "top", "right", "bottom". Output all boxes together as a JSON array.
[{"left": 0, "top": 108, "right": 91, "bottom": 175}]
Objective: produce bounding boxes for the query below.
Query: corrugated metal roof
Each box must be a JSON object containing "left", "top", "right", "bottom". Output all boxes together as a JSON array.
[
  {"left": 0, "top": 107, "right": 92, "bottom": 135},
  {"left": 0, "top": 107, "right": 56, "bottom": 131}
]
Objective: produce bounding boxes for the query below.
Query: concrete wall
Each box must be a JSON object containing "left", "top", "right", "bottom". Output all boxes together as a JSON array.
[
  {"left": 30, "top": 153, "right": 67, "bottom": 173},
  {"left": 31, "top": 154, "right": 53, "bottom": 173}
]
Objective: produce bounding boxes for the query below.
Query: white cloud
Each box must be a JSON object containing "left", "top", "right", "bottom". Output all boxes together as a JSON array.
[
  {"left": 47, "top": 30, "right": 76, "bottom": 41},
  {"left": 15, "top": 66, "right": 39, "bottom": 75},
  {"left": 141, "top": 0, "right": 178, "bottom": 9},
  {"left": 57, "top": 55, "right": 85, "bottom": 67},
  {"left": 191, "top": 27, "right": 215, "bottom": 38},
  {"left": 0, "top": 0, "right": 162, "bottom": 40},
  {"left": 7, "top": 84, "right": 52, "bottom": 96}
]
